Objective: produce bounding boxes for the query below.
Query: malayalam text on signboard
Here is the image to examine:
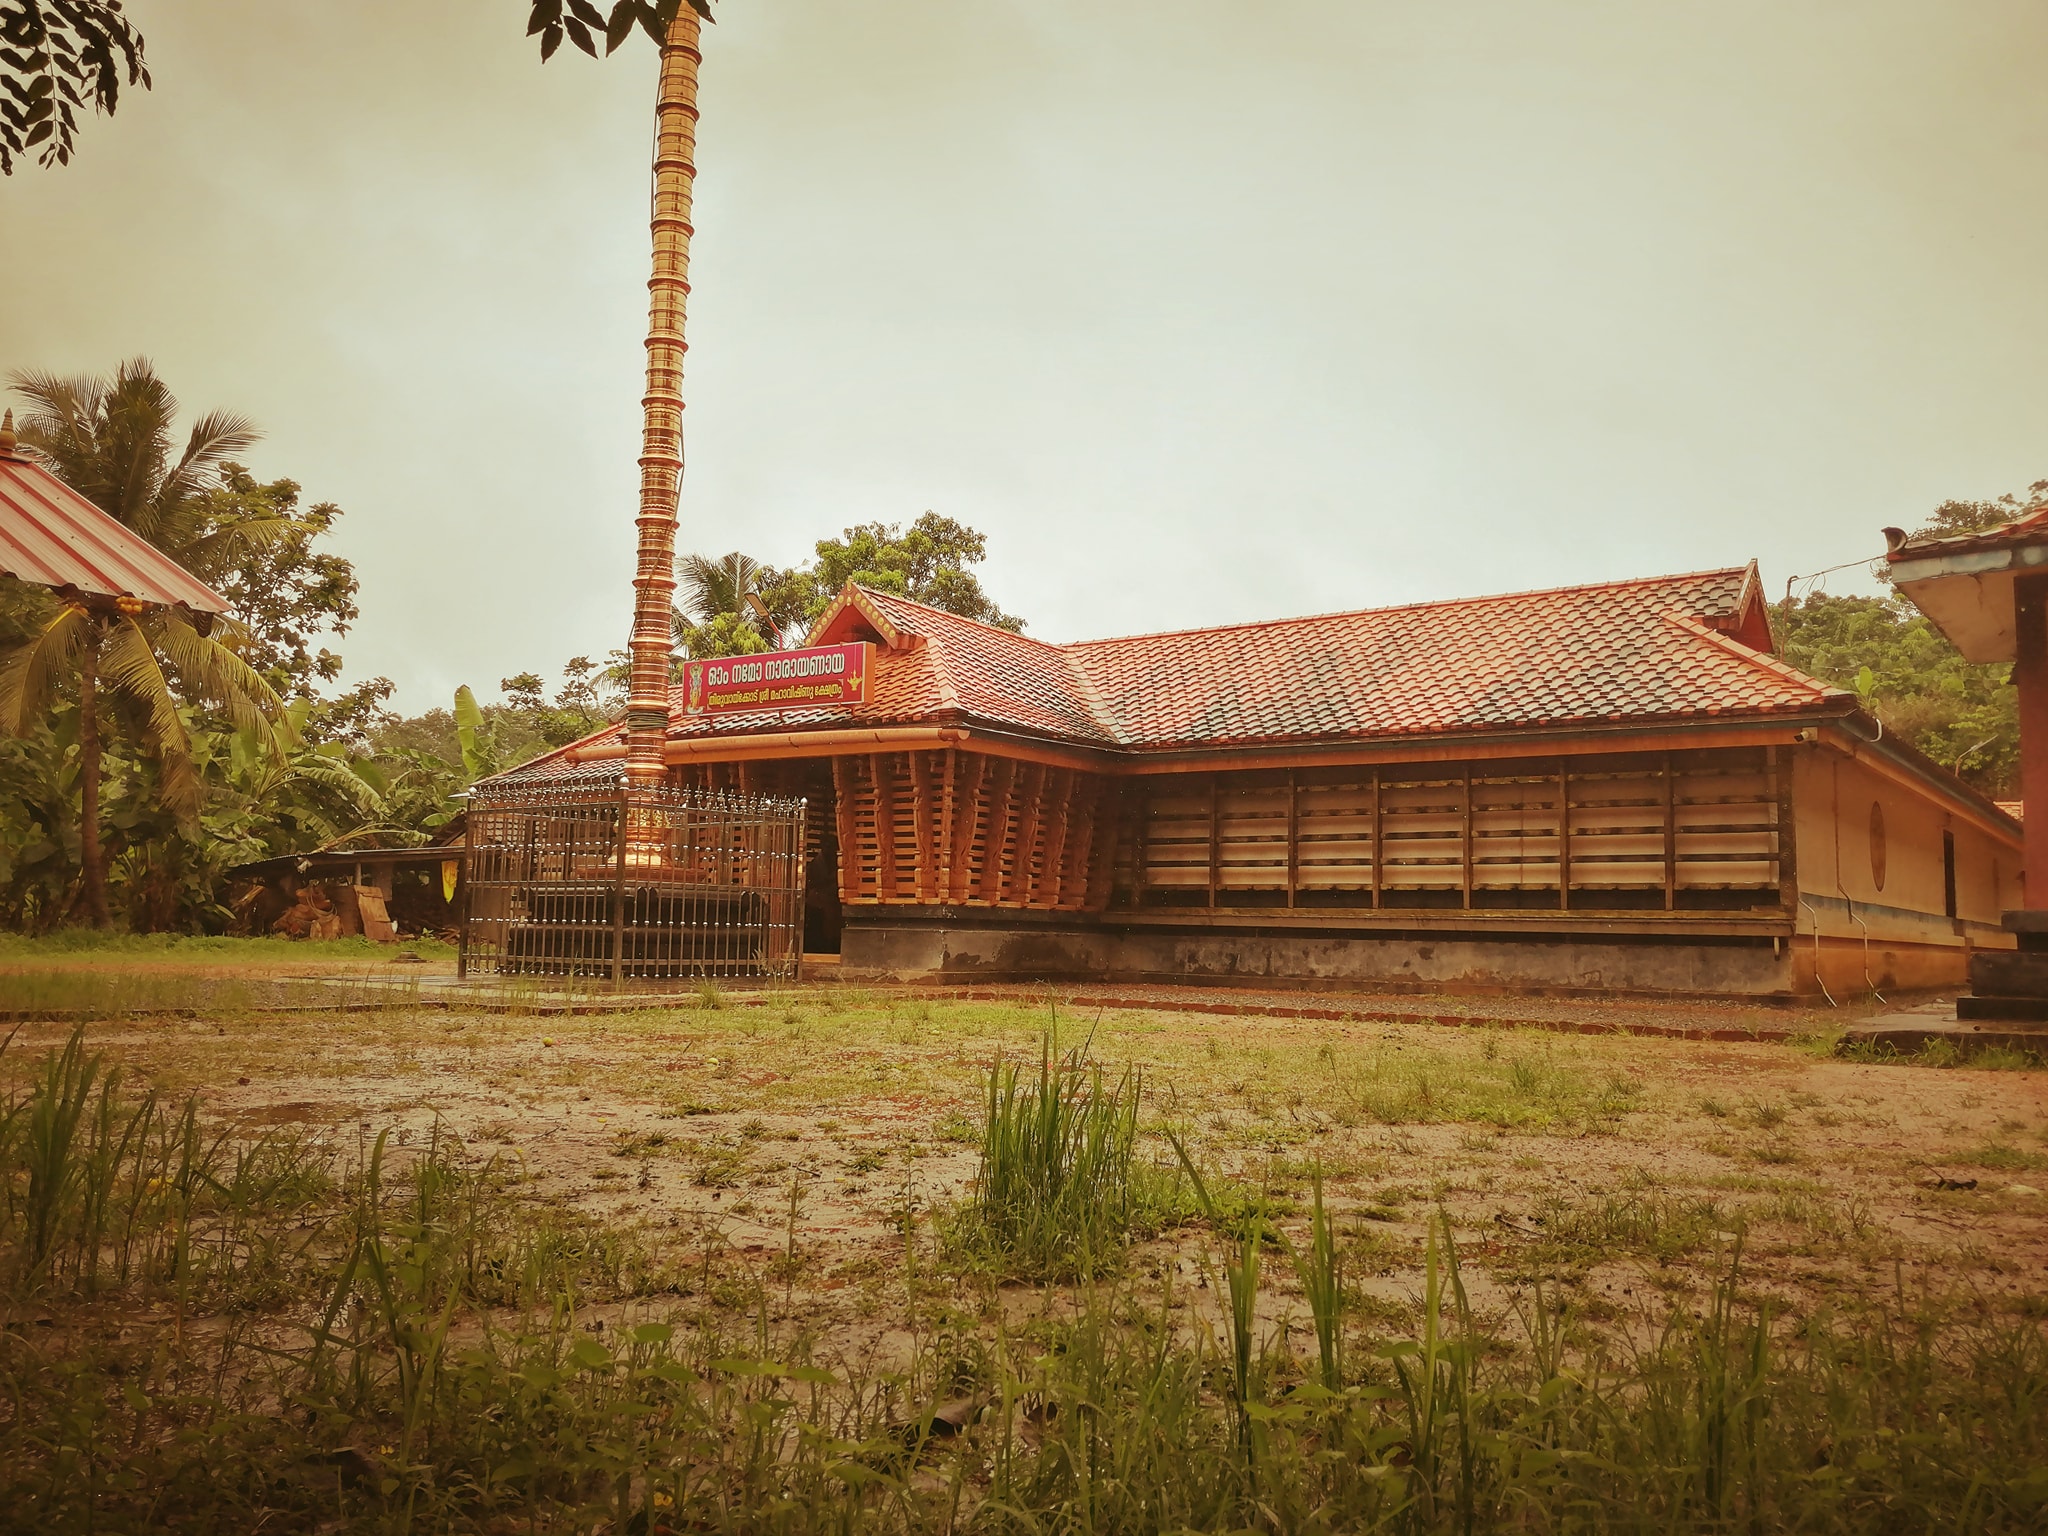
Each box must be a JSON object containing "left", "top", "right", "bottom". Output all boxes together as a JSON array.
[{"left": 682, "top": 642, "right": 870, "bottom": 716}]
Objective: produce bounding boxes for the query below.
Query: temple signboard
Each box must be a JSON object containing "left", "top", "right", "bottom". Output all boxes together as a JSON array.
[{"left": 682, "top": 642, "right": 870, "bottom": 716}]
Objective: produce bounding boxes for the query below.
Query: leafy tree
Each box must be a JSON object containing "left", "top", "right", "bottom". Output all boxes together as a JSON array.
[
  {"left": 1775, "top": 592, "right": 2018, "bottom": 792},
  {"left": 670, "top": 514, "right": 1025, "bottom": 660},
  {"left": 2, "top": 1, "right": 716, "bottom": 176},
  {"left": 809, "top": 513, "right": 1023, "bottom": 632},
  {"left": 1776, "top": 477, "right": 2048, "bottom": 798},
  {"left": 0, "top": 0, "right": 147, "bottom": 173},
  {"left": 673, "top": 609, "right": 771, "bottom": 661},
  {"left": 309, "top": 676, "right": 399, "bottom": 751},
  {"left": 1912, "top": 479, "right": 2048, "bottom": 542},
  {"left": 0, "top": 361, "right": 287, "bottom": 925},
  {"left": 525, "top": 0, "right": 712, "bottom": 64},
  {"left": 200, "top": 467, "right": 363, "bottom": 702}
]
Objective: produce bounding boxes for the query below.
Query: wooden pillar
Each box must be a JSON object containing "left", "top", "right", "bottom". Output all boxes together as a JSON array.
[
  {"left": 1460, "top": 766, "right": 1473, "bottom": 908},
  {"left": 1130, "top": 781, "right": 1148, "bottom": 905},
  {"left": 831, "top": 756, "right": 861, "bottom": 903},
  {"left": 870, "top": 754, "right": 899, "bottom": 899},
  {"left": 1285, "top": 769, "right": 1299, "bottom": 908},
  {"left": 1083, "top": 780, "right": 1116, "bottom": 910},
  {"left": 1662, "top": 753, "right": 1678, "bottom": 911},
  {"left": 936, "top": 749, "right": 957, "bottom": 898},
  {"left": 1558, "top": 763, "right": 1571, "bottom": 911},
  {"left": 1011, "top": 763, "right": 1048, "bottom": 904},
  {"left": 977, "top": 758, "right": 1019, "bottom": 903},
  {"left": 1041, "top": 770, "right": 1074, "bottom": 908},
  {"left": 909, "top": 750, "right": 935, "bottom": 899},
  {"left": 1207, "top": 774, "right": 1221, "bottom": 908},
  {"left": 951, "top": 753, "right": 987, "bottom": 901},
  {"left": 1370, "top": 767, "right": 1383, "bottom": 909},
  {"left": 1771, "top": 744, "right": 1796, "bottom": 914},
  {"left": 2017, "top": 574, "right": 2048, "bottom": 908}
]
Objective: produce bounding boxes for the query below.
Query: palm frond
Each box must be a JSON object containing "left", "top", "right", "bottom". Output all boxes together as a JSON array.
[
  {"left": 175, "top": 514, "right": 295, "bottom": 581},
  {"left": 283, "top": 753, "right": 386, "bottom": 817},
  {"left": 144, "top": 613, "right": 287, "bottom": 743},
  {"left": 6, "top": 368, "right": 111, "bottom": 498},
  {"left": 679, "top": 550, "right": 760, "bottom": 621},
  {"left": 0, "top": 604, "right": 95, "bottom": 736},
  {"left": 98, "top": 617, "right": 201, "bottom": 816},
  {"left": 100, "top": 359, "right": 181, "bottom": 535},
  {"left": 157, "top": 407, "right": 261, "bottom": 514}
]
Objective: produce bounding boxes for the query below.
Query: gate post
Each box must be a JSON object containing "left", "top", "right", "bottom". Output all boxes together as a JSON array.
[{"left": 613, "top": 775, "right": 630, "bottom": 987}]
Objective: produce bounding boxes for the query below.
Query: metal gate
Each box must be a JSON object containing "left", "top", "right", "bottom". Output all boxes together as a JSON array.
[{"left": 460, "top": 768, "right": 806, "bottom": 982}]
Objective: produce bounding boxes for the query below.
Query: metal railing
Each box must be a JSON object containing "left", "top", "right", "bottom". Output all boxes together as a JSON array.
[{"left": 460, "top": 767, "right": 806, "bottom": 982}]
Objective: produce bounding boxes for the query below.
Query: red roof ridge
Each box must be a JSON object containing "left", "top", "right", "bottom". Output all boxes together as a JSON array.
[
  {"left": 1662, "top": 611, "right": 1845, "bottom": 701},
  {"left": 925, "top": 632, "right": 966, "bottom": 713},
  {"left": 1064, "top": 565, "right": 1756, "bottom": 653},
  {"left": 856, "top": 585, "right": 1071, "bottom": 654}
]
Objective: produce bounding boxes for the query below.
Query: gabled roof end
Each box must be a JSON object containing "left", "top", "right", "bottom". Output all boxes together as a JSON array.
[{"left": 808, "top": 583, "right": 924, "bottom": 651}]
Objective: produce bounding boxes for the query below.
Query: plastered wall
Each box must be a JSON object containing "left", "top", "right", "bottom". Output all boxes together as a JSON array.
[{"left": 1789, "top": 744, "right": 2021, "bottom": 995}]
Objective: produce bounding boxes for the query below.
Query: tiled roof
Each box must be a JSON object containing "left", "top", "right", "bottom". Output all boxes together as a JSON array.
[
  {"left": 1884, "top": 503, "right": 2048, "bottom": 562},
  {"left": 0, "top": 438, "right": 230, "bottom": 615},
  {"left": 1069, "top": 567, "right": 1827, "bottom": 750},
  {"left": 630, "top": 562, "right": 1841, "bottom": 756}
]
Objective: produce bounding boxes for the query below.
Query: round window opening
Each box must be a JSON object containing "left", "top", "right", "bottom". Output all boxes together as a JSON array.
[{"left": 1869, "top": 801, "right": 1887, "bottom": 891}]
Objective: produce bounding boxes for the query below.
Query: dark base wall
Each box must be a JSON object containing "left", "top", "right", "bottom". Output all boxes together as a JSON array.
[{"left": 839, "top": 913, "right": 1804, "bottom": 999}]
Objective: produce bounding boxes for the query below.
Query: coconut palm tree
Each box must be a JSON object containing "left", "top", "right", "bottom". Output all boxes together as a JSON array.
[
  {"left": 677, "top": 551, "right": 764, "bottom": 623},
  {"left": 0, "top": 359, "right": 286, "bottom": 926}
]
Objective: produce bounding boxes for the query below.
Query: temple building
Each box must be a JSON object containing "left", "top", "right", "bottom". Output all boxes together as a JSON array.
[{"left": 509, "top": 560, "right": 2020, "bottom": 998}]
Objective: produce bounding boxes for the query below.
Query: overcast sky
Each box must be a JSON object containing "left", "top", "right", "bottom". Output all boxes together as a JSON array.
[{"left": 3, "top": 1, "right": 2044, "bottom": 712}]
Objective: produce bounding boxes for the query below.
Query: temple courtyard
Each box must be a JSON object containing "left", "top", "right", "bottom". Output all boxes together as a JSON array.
[{"left": 2, "top": 941, "right": 2045, "bottom": 1530}]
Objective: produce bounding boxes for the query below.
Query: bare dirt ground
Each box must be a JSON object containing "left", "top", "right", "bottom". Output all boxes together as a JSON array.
[{"left": 13, "top": 979, "right": 2045, "bottom": 1354}]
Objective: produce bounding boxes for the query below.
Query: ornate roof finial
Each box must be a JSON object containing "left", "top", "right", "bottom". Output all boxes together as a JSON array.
[{"left": 0, "top": 409, "right": 16, "bottom": 457}]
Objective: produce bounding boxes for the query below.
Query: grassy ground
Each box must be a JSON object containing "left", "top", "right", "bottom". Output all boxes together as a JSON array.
[
  {"left": 1, "top": 938, "right": 2044, "bottom": 1532},
  {"left": 0, "top": 933, "right": 457, "bottom": 1015}
]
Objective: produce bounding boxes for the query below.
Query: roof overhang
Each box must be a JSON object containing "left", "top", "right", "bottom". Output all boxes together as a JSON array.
[
  {"left": 1884, "top": 523, "right": 2048, "bottom": 664},
  {"left": 0, "top": 442, "right": 231, "bottom": 617}
]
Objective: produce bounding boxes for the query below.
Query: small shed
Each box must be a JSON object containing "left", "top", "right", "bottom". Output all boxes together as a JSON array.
[{"left": 228, "top": 820, "right": 467, "bottom": 942}]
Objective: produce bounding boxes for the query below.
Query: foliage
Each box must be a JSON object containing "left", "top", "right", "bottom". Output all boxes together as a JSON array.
[
  {"left": 0, "top": 361, "right": 429, "bottom": 931},
  {"left": 1, "top": 361, "right": 291, "bottom": 927},
  {"left": 956, "top": 1035, "right": 1187, "bottom": 1278},
  {"left": 0, "top": 0, "right": 147, "bottom": 173},
  {"left": 1775, "top": 476, "right": 2047, "bottom": 799},
  {"left": 673, "top": 607, "right": 771, "bottom": 661},
  {"left": 811, "top": 513, "right": 1023, "bottom": 631},
  {"left": 1912, "top": 478, "right": 2048, "bottom": 542},
  {"left": 525, "top": 0, "right": 712, "bottom": 65},
  {"left": 199, "top": 466, "right": 365, "bottom": 707},
  {"left": 672, "top": 513, "right": 1025, "bottom": 660},
  {"left": 4, "top": 0, "right": 708, "bottom": 176},
  {"left": 1774, "top": 592, "right": 2019, "bottom": 791}
]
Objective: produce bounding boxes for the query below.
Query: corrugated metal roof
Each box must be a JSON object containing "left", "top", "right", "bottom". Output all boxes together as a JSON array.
[{"left": 0, "top": 439, "right": 230, "bottom": 615}]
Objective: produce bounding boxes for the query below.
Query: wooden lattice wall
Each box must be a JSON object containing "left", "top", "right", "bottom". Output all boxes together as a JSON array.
[
  {"left": 829, "top": 749, "right": 1116, "bottom": 909},
  {"left": 1118, "top": 747, "right": 1785, "bottom": 909}
]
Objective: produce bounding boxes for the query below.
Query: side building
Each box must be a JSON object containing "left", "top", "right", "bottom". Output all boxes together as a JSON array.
[{"left": 505, "top": 563, "right": 2019, "bottom": 998}]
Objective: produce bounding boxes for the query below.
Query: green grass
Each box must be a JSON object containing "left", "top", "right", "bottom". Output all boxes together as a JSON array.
[
  {"left": 1328, "top": 1038, "right": 1650, "bottom": 1129},
  {"left": 0, "top": 930, "right": 457, "bottom": 962},
  {"left": 0, "top": 932, "right": 456, "bottom": 1016},
  {"left": 1834, "top": 1033, "right": 2048, "bottom": 1070},
  {"left": 951, "top": 1034, "right": 1191, "bottom": 1278},
  {"left": 2, "top": 1025, "right": 2047, "bottom": 1532}
]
